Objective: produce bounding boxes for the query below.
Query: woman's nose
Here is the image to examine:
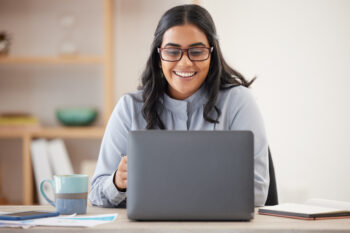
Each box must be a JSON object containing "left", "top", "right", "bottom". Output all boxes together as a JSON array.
[{"left": 178, "top": 51, "right": 193, "bottom": 65}]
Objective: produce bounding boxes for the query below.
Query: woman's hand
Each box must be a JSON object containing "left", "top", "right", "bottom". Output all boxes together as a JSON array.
[{"left": 114, "top": 156, "right": 127, "bottom": 191}]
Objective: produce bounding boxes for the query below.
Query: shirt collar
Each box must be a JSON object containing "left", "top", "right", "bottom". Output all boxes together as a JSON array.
[{"left": 162, "top": 85, "right": 208, "bottom": 114}]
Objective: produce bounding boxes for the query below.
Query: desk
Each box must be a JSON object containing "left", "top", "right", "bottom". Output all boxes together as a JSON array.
[{"left": 1, "top": 205, "right": 350, "bottom": 232}]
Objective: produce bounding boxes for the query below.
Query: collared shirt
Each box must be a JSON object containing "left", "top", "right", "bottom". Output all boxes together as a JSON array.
[{"left": 89, "top": 85, "right": 269, "bottom": 207}]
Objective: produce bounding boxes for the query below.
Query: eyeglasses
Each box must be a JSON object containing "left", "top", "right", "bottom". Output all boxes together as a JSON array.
[{"left": 157, "top": 47, "right": 213, "bottom": 62}]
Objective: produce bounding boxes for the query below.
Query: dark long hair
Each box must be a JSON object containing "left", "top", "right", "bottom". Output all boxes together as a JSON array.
[{"left": 140, "top": 4, "right": 255, "bottom": 129}]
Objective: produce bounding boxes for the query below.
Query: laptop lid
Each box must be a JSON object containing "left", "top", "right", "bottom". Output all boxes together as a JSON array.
[{"left": 127, "top": 130, "right": 254, "bottom": 221}]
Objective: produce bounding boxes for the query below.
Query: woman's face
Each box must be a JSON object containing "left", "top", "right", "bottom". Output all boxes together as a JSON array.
[{"left": 160, "top": 24, "right": 211, "bottom": 100}]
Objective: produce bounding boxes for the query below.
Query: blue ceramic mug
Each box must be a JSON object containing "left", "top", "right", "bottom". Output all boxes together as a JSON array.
[{"left": 40, "top": 174, "right": 89, "bottom": 215}]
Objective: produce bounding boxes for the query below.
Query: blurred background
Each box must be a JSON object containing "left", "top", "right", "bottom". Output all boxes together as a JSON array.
[{"left": 0, "top": 0, "right": 349, "bottom": 205}]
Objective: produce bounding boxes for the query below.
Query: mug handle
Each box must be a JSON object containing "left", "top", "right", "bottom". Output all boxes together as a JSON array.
[{"left": 40, "top": 179, "right": 56, "bottom": 207}]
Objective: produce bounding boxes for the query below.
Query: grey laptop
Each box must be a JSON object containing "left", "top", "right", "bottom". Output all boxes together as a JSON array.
[{"left": 127, "top": 130, "right": 254, "bottom": 221}]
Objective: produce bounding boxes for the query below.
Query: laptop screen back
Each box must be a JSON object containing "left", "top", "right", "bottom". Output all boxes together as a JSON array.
[{"left": 127, "top": 130, "right": 254, "bottom": 221}]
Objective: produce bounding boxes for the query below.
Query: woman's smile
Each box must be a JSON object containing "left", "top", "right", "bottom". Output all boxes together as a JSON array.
[{"left": 173, "top": 71, "right": 197, "bottom": 79}]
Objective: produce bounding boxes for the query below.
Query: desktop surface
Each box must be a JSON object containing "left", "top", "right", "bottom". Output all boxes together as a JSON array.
[{"left": 0, "top": 205, "right": 350, "bottom": 232}]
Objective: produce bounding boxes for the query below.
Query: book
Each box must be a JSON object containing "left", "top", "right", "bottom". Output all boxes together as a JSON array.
[
  {"left": 258, "top": 198, "right": 350, "bottom": 220},
  {"left": 80, "top": 159, "right": 96, "bottom": 205},
  {"left": 30, "top": 139, "right": 54, "bottom": 205},
  {"left": 0, "top": 113, "right": 39, "bottom": 128},
  {"left": 47, "top": 139, "right": 74, "bottom": 175}
]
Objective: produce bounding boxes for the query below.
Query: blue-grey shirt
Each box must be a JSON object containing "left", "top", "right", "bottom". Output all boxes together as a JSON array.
[{"left": 89, "top": 85, "right": 269, "bottom": 207}]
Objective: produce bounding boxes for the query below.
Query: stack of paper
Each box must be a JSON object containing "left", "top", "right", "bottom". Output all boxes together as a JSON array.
[
  {"left": 28, "top": 213, "right": 118, "bottom": 227},
  {"left": 0, "top": 213, "right": 118, "bottom": 229}
]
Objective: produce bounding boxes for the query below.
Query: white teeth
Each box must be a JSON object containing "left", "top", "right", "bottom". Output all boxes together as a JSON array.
[{"left": 174, "top": 71, "right": 195, "bottom": 77}]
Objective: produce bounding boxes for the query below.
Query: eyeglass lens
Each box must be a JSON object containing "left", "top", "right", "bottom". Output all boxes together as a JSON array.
[{"left": 161, "top": 48, "right": 210, "bottom": 61}]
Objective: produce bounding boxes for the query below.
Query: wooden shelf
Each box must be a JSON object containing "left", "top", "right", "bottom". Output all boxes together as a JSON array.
[
  {"left": 33, "top": 126, "right": 105, "bottom": 138},
  {"left": 0, "top": 56, "right": 104, "bottom": 65},
  {"left": 0, "top": 126, "right": 105, "bottom": 139},
  {"left": 0, "top": 0, "right": 114, "bottom": 205}
]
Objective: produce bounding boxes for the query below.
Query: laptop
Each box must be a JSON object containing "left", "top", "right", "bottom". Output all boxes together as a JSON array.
[{"left": 126, "top": 130, "right": 254, "bottom": 221}]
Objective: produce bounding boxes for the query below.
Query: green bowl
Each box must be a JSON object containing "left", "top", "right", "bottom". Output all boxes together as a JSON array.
[{"left": 56, "top": 108, "right": 98, "bottom": 126}]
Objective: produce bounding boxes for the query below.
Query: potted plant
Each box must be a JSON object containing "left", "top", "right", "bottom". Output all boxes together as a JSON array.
[{"left": 0, "top": 32, "right": 10, "bottom": 55}]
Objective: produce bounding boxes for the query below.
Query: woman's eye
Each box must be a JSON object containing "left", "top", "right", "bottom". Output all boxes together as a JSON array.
[
  {"left": 164, "top": 49, "right": 180, "bottom": 56},
  {"left": 189, "top": 48, "right": 205, "bottom": 56}
]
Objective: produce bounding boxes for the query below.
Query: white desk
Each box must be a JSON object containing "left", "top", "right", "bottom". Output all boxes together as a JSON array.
[{"left": 1, "top": 205, "right": 350, "bottom": 232}]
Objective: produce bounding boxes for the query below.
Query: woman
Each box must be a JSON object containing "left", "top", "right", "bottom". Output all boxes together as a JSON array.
[{"left": 89, "top": 4, "right": 269, "bottom": 207}]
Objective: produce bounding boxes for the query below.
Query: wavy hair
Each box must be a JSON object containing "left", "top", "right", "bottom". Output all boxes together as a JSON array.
[{"left": 139, "top": 4, "right": 255, "bottom": 129}]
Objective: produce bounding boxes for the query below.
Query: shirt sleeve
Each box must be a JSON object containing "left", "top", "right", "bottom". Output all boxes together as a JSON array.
[
  {"left": 89, "top": 95, "right": 132, "bottom": 207},
  {"left": 229, "top": 87, "right": 269, "bottom": 207}
]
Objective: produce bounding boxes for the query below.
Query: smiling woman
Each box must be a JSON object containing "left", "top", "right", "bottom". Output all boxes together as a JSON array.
[
  {"left": 89, "top": 4, "right": 269, "bottom": 208},
  {"left": 160, "top": 24, "right": 212, "bottom": 100}
]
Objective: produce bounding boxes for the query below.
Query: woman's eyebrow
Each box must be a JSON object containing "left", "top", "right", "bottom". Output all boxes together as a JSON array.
[
  {"left": 164, "top": 43, "right": 181, "bottom": 47},
  {"left": 188, "top": 42, "right": 206, "bottom": 47},
  {"left": 163, "top": 42, "right": 207, "bottom": 48}
]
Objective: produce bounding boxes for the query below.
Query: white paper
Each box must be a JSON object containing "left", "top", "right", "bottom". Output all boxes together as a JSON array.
[
  {"left": 25, "top": 213, "right": 118, "bottom": 227},
  {"left": 0, "top": 223, "right": 31, "bottom": 229},
  {"left": 0, "top": 213, "right": 118, "bottom": 229},
  {"left": 0, "top": 220, "right": 33, "bottom": 229}
]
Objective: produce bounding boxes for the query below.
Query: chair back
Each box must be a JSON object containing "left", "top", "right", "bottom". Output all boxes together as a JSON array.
[{"left": 265, "top": 148, "right": 278, "bottom": 206}]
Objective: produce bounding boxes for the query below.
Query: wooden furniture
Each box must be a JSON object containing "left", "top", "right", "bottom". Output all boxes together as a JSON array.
[
  {"left": 0, "top": 0, "right": 114, "bottom": 205},
  {"left": 0, "top": 166, "right": 8, "bottom": 205},
  {"left": 1, "top": 206, "right": 350, "bottom": 232}
]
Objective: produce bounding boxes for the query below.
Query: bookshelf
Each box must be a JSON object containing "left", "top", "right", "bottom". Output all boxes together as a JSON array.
[{"left": 0, "top": 0, "right": 114, "bottom": 205}]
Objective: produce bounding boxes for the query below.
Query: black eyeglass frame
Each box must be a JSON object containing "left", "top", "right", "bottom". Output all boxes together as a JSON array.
[{"left": 157, "top": 47, "right": 214, "bottom": 62}]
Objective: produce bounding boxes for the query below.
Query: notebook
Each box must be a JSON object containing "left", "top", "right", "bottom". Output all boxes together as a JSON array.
[
  {"left": 259, "top": 199, "right": 350, "bottom": 220},
  {"left": 126, "top": 130, "right": 254, "bottom": 221}
]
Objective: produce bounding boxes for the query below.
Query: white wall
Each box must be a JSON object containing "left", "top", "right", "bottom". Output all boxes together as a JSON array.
[
  {"left": 114, "top": 0, "right": 191, "bottom": 100},
  {"left": 201, "top": 0, "right": 350, "bottom": 202}
]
